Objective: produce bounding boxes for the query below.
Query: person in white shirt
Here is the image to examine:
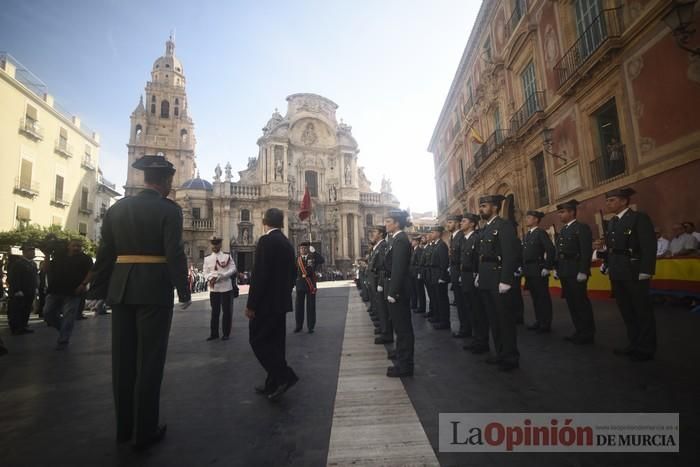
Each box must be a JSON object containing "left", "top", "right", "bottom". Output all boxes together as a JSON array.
[
  {"left": 656, "top": 228, "right": 670, "bottom": 258},
  {"left": 669, "top": 223, "right": 698, "bottom": 257},
  {"left": 203, "top": 236, "right": 237, "bottom": 340},
  {"left": 683, "top": 222, "right": 700, "bottom": 246}
]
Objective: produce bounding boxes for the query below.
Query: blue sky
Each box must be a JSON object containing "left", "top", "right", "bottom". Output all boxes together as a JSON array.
[{"left": 1, "top": 0, "right": 479, "bottom": 213}]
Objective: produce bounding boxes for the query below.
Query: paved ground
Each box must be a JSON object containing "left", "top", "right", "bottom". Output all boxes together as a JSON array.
[{"left": 1, "top": 282, "right": 698, "bottom": 466}]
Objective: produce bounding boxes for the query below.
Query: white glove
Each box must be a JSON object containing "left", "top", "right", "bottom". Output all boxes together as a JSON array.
[
  {"left": 387, "top": 296, "right": 396, "bottom": 304},
  {"left": 377, "top": 285, "right": 383, "bottom": 292},
  {"left": 438, "top": 279, "right": 447, "bottom": 284},
  {"left": 514, "top": 267, "right": 522, "bottom": 278},
  {"left": 14, "top": 291, "right": 24, "bottom": 297},
  {"left": 179, "top": 300, "right": 192, "bottom": 310},
  {"left": 474, "top": 274, "right": 480, "bottom": 287},
  {"left": 639, "top": 273, "right": 652, "bottom": 280},
  {"left": 498, "top": 283, "right": 511, "bottom": 294},
  {"left": 576, "top": 272, "right": 588, "bottom": 283},
  {"left": 458, "top": 275, "right": 462, "bottom": 284},
  {"left": 540, "top": 268, "right": 549, "bottom": 278},
  {"left": 309, "top": 246, "right": 315, "bottom": 253},
  {"left": 417, "top": 274, "right": 421, "bottom": 279},
  {"left": 600, "top": 264, "right": 608, "bottom": 275},
  {"left": 553, "top": 271, "right": 559, "bottom": 280}
]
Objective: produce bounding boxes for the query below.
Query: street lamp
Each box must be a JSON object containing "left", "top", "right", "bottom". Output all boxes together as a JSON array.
[
  {"left": 662, "top": 0, "right": 700, "bottom": 56},
  {"left": 542, "top": 127, "right": 568, "bottom": 162}
]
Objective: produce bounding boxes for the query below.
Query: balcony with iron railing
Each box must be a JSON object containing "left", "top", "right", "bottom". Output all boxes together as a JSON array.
[
  {"left": 230, "top": 184, "right": 260, "bottom": 199},
  {"left": 54, "top": 140, "right": 73, "bottom": 158},
  {"left": 452, "top": 179, "right": 466, "bottom": 198},
  {"left": 191, "top": 218, "right": 214, "bottom": 231},
  {"left": 463, "top": 95, "right": 474, "bottom": 118},
  {"left": 554, "top": 8, "right": 624, "bottom": 90},
  {"left": 79, "top": 204, "right": 93, "bottom": 215},
  {"left": 590, "top": 143, "right": 627, "bottom": 186},
  {"left": 474, "top": 129, "right": 510, "bottom": 168},
  {"left": 360, "top": 192, "right": 381, "bottom": 205},
  {"left": 510, "top": 91, "right": 546, "bottom": 134},
  {"left": 14, "top": 177, "right": 39, "bottom": 197},
  {"left": 81, "top": 155, "right": 96, "bottom": 171},
  {"left": 505, "top": 0, "right": 527, "bottom": 40},
  {"left": 19, "top": 117, "right": 43, "bottom": 140},
  {"left": 51, "top": 194, "right": 70, "bottom": 207}
]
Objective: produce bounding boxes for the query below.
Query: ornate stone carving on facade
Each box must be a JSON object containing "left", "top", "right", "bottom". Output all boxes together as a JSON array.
[
  {"left": 288, "top": 175, "right": 296, "bottom": 198},
  {"left": 301, "top": 122, "right": 318, "bottom": 146},
  {"left": 544, "top": 25, "right": 560, "bottom": 66},
  {"left": 224, "top": 162, "right": 232, "bottom": 181},
  {"left": 381, "top": 177, "right": 392, "bottom": 194},
  {"left": 344, "top": 156, "right": 352, "bottom": 185},
  {"left": 329, "top": 184, "right": 337, "bottom": 202},
  {"left": 247, "top": 157, "right": 257, "bottom": 169},
  {"left": 627, "top": 56, "right": 644, "bottom": 80},
  {"left": 274, "top": 145, "right": 284, "bottom": 180},
  {"left": 214, "top": 164, "right": 222, "bottom": 181}
]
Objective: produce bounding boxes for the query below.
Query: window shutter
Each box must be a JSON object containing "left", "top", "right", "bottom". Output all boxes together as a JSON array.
[
  {"left": 20, "top": 159, "right": 32, "bottom": 188},
  {"left": 55, "top": 175, "right": 64, "bottom": 200},
  {"left": 26, "top": 105, "right": 37, "bottom": 120}
]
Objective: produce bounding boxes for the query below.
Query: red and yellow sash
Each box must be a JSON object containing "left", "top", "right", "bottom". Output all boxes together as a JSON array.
[{"left": 298, "top": 256, "right": 317, "bottom": 295}]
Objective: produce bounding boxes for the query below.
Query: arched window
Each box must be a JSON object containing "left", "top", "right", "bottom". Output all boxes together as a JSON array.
[
  {"left": 175, "top": 98, "right": 179, "bottom": 105},
  {"left": 160, "top": 100, "right": 170, "bottom": 118},
  {"left": 165, "top": 63, "right": 170, "bottom": 68},
  {"left": 366, "top": 214, "right": 373, "bottom": 227},
  {"left": 241, "top": 209, "right": 250, "bottom": 222},
  {"left": 135, "top": 124, "right": 142, "bottom": 139},
  {"left": 305, "top": 171, "right": 318, "bottom": 197},
  {"left": 151, "top": 95, "right": 156, "bottom": 114},
  {"left": 174, "top": 98, "right": 180, "bottom": 117}
]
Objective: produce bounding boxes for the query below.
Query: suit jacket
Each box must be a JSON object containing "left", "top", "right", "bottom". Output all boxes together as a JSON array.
[
  {"left": 605, "top": 209, "right": 656, "bottom": 280},
  {"left": 477, "top": 216, "right": 519, "bottom": 289},
  {"left": 459, "top": 230, "right": 479, "bottom": 291},
  {"left": 8, "top": 257, "right": 38, "bottom": 298},
  {"left": 555, "top": 220, "right": 593, "bottom": 278},
  {"left": 91, "top": 189, "right": 190, "bottom": 306},
  {"left": 367, "top": 239, "right": 388, "bottom": 288},
  {"left": 385, "top": 230, "right": 412, "bottom": 299},
  {"left": 247, "top": 229, "right": 296, "bottom": 314},
  {"left": 522, "top": 228, "right": 556, "bottom": 277},
  {"left": 429, "top": 240, "right": 450, "bottom": 285},
  {"left": 449, "top": 231, "right": 464, "bottom": 284},
  {"left": 409, "top": 246, "right": 423, "bottom": 279}
]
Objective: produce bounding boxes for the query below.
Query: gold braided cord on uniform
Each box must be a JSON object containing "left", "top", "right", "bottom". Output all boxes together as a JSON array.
[{"left": 116, "top": 255, "right": 167, "bottom": 264}]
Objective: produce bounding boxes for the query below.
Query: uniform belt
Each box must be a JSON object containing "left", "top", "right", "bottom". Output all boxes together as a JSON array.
[
  {"left": 116, "top": 255, "right": 167, "bottom": 264},
  {"left": 610, "top": 249, "right": 633, "bottom": 255},
  {"left": 481, "top": 256, "right": 500, "bottom": 263},
  {"left": 558, "top": 253, "right": 580, "bottom": 260}
]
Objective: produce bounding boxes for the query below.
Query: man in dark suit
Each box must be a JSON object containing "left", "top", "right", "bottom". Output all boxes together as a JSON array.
[
  {"left": 459, "top": 213, "right": 489, "bottom": 354},
  {"left": 410, "top": 237, "right": 426, "bottom": 314},
  {"left": 245, "top": 208, "right": 298, "bottom": 401},
  {"left": 91, "top": 155, "right": 191, "bottom": 451},
  {"left": 428, "top": 225, "right": 450, "bottom": 330},
  {"left": 7, "top": 244, "right": 38, "bottom": 335},
  {"left": 384, "top": 210, "right": 414, "bottom": 377},
  {"left": 522, "top": 210, "right": 556, "bottom": 333},
  {"left": 294, "top": 241, "right": 319, "bottom": 333},
  {"left": 475, "top": 195, "right": 520, "bottom": 371},
  {"left": 368, "top": 226, "right": 393, "bottom": 344},
  {"left": 602, "top": 188, "right": 657, "bottom": 361},
  {"left": 555, "top": 199, "right": 595, "bottom": 344},
  {"left": 447, "top": 213, "right": 470, "bottom": 337}
]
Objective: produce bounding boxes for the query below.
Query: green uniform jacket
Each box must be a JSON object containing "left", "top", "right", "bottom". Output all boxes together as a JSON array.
[
  {"left": 604, "top": 209, "right": 656, "bottom": 280},
  {"left": 368, "top": 239, "right": 388, "bottom": 290},
  {"left": 420, "top": 242, "right": 434, "bottom": 284},
  {"left": 522, "top": 228, "right": 556, "bottom": 277},
  {"left": 91, "top": 189, "right": 191, "bottom": 306},
  {"left": 555, "top": 220, "right": 593, "bottom": 278},
  {"left": 385, "top": 230, "right": 412, "bottom": 299},
  {"left": 477, "top": 217, "right": 519, "bottom": 289}
]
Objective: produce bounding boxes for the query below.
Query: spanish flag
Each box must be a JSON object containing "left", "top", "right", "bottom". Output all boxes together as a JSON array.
[{"left": 470, "top": 126, "right": 485, "bottom": 144}]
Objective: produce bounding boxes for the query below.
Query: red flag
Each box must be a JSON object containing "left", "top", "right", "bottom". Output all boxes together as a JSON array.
[{"left": 299, "top": 186, "right": 311, "bottom": 221}]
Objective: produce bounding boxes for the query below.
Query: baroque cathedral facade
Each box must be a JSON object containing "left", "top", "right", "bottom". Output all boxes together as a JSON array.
[{"left": 125, "top": 38, "right": 399, "bottom": 272}]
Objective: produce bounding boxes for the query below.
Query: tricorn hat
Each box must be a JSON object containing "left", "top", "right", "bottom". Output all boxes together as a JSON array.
[
  {"left": 526, "top": 210, "right": 545, "bottom": 219},
  {"left": 20, "top": 242, "right": 35, "bottom": 250},
  {"left": 369, "top": 225, "right": 387, "bottom": 234},
  {"left": 478, "top": 194, "right": 505, "bottom": 205},
  {"left": 132, "top": 155, "right": 176, "bottom": 174},
  {"left": 447, "top": 213, "right": 463, "bottom": 222},
  {"left": 462, "top": 212, "right": 480, "bottom": 224},
  {"left": 386, "top": 209, "right": 409, "bottom": 221},
  {"left": 430, "top": 225, "right": 445, "bottom": 233},
  {"left": 605, "top": 187, "right": 636, "bottom": 199},
  {"left": 556, "top": 199, "right": 580, "bottom": 210}
]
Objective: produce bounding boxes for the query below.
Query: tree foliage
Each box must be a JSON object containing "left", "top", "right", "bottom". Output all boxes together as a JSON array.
[{"left": 0, "top": 224, "right": 97, "bottom": 257}]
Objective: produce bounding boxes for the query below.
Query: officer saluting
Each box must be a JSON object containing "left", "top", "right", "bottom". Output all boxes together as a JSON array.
[
  {"left": 294, "top": 242, "right": 319, "bottom": 334},
  {"left": 475, "top": 195, "right": 520, "bottom": 371},
  {"left": 522, "top": 210, "right": 556, "bottom": 333},
  {"left": 602, "top": 187, "right": 657, "bottom": 361},
  {"left": 554, "top": 199, "right": 595, "bottom": 344},
  {"left": 91, "top": 154, "right": 191, "bottom": 451}
]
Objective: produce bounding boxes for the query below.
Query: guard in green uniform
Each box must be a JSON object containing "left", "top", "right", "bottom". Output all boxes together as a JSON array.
[
  {"left": 421, "top": 235, "right": 436, "bottom": 319},
  {"left": 602, "top": 187, "right": 657, "bottom": 361},
  {"left": 368, "top": 226, "right": 393, "bottom": 344},
  {"left": 555, "top": 199, "right": 595, "bottom": 344},
  {"left": 91, "top": 155, "right": 191, "bottom": 451},
  {"left": 522, "top": 210, "right": 556, "bottom": 333},
  {"left": 459, "top": 213, "right": 489, "bottom": 354}
]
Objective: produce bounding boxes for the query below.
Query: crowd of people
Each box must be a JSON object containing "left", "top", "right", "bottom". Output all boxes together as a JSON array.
[{"left": 357, "top": 187, "right": 677, "bottom": 374}]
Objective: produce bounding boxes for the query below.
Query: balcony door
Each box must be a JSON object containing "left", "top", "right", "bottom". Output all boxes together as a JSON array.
[
  {"left": 521, "top": 61, "right": 537, "bottom": 116},
  {"left": 575, "top": 0, "right": 604, "bottom": 58}
]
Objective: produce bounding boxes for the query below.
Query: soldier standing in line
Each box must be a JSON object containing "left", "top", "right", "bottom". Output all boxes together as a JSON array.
[
  {"left": 408, "top": 237, "right": 420, "bottom": 313},
  {"left": 368, "top": 226, "right": 393, "bottom": 345},
  {"left": 91, "top": 155, "right": 191, "bottom": 451},
  {"left": 475, "top": 195, "right": 520, "bottom": 371},
  {"left": 447, "top": 214, "right": 471, "bottom": 338},
  {"left": 412, "top": 236, "right": 427, "bottom": 314},
  {"left": 428, "top": 225, "right": 450, "bottom": 330},
  {"left": 421, "top": 234, "right": 436, "bottom": 320},
  {"left": 459, "top": 213, "right": 489, "bottom": 354},
  {"left": 601, "top": 188, "right": 657, "bottom": 361},
  {"left": 522, "top": 211, "right": 556, "bottom": 333},
  {"left": 554, "top": 199, "right": 595, "bottom": 345}
]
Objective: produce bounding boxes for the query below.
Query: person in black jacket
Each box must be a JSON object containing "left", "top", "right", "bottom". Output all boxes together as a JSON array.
[
  {"left": 475, "top": 195, "right": 521, "bottom": 371},
  {"left": 602, "top": 187, "right": 657, "bottom": 361},
  {"left": 294, "top": 242, "right": 319, "bottom": 334},
  {"left": 368, "top": 226, "right": 393, "bottom": 344},
  {"left": 555, "top": 199, "right": 595, "bottom": 345},
  {"left": 91, "top": 155, "right": 191, "bottom": 451},
  {"left": 245, "top": 208, "right": 299, "bottom": 400},
  {"left": 522, "top": 210, "right": 556, "bottom": 333},
  {"left": 383, "top": 209, "right": 414, "bottom": 377},
  {"left": 410, "top": 237, "right": 426, "bottom": 314},
  {"left": 447, "top": 214, "right": 471, "bottom": 338},
  {"left": 7, "top": 244, "right": 38, "bottom": 335},
  {"left": 459, "top": 213, "right": 489, "bottom": 354},
  {"left": 428, "top": 225, "right": 450, "bottom": 330}
]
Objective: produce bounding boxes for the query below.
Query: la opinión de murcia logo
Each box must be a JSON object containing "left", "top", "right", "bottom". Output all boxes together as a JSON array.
[{"left": 438, "top": 413, "right": 679, "bottom": 453}]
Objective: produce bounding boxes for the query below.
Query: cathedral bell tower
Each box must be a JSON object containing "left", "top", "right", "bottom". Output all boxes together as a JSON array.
[{"left": 125, "top": 36, "right": 196, "bottom": 196}]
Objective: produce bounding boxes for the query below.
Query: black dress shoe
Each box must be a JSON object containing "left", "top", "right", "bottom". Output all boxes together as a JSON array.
[
  {"left": 293, "top": 328, "right": 302, "bottom": 333},
  {"left": 374, "top": 336, "right": 394, "bottom": 345},
  {"left": 308, "top": 329, "right": 314, "bottom": 334},
  {"left": 206, "top": 336, "right": 219, "bottom": 341},
  {"left": 221, "top": 336, "right": 230, "bottom": 341},
  {"left": 613, "top": 346, "right": 634, "bottom": 356},
  {"left": 628, "top": 351, "right": 654, "bottom": 362},
  {"left": 386, "top": 366, "right": 413, "bottom": 377},
  {"left": 267, "top": 374, "right": 299, "bottom": 401},
  {"left": 133, "top": 424, "right": 167, "bottom": 452},
  {"left": 498, "top": 361, "right": 520, "bottom": 372},
  {"left": 536, "top": 327, "right": 551, "bottom": 334},
  {"left": 432, "top": 323, "right": 450, "bottom": 330},
  {"left": 572, "top": 336, "right": 594, "bottom": 345},
  {"left": 452, "top": 331, "right": 469, "bottom": 338},
  {"left": 254, "top": 384, "right": 275, "bottom": 395},
  {"left": 526, "top": 322, "right": 540, "bottom": 331}
]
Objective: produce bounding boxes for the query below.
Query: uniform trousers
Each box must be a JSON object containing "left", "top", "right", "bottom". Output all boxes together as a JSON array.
[
  {"left": 611, "top": 279, "right": 656, "bottom": 355},
  {"left": 479, "top": 287, "right": 519, "bottom": 365},
  {"left": 560, "top": 277, "right": 595, "bottom": 339},
  {"left": 525, "top": 275, "right": 553, "bottom": 328}
]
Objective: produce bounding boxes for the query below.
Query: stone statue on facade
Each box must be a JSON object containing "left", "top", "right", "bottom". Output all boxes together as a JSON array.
[
  {"left": 344, "top": 161, "right": 352, "bottom": 185},
  {"left": 275, "top": 158, "right": 284, "bottom": 180},
  {"left": 288, "top": 175, "right": 296, "bottom": 198},
  {"left": 381, "top": 176, "right": 392, "bottom": 193},
  {"left": 214, "top": 164, "right": 222, "bottom": 181},
  {"left": 225, "top": 162, "right": 232, "bottom": 181},
  {"left": 301, "top": 122, "right": 318, "bottom": 146},
  {"left": 329, "top": 184, "right": 337, "bottom": 202}
]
